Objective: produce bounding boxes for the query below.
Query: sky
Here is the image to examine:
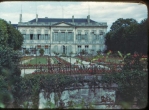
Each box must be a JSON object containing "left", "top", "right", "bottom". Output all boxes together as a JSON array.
[{"left": 0, "top": 1, "right": 147, "bottom": 31}]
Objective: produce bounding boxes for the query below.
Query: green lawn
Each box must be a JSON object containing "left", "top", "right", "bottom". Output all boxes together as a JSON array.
[{"left": 25, "top": 57, "right": 48, "bottom": 64}]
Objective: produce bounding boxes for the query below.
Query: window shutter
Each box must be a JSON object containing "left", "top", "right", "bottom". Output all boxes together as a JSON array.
[
  {"left": 52, "top": 32, "right": 54, "bottom": 41},
  {"left": 62, "top": 33, "right": 64, "bottom": 41},
  {"left": 87, "top": 34, "right": 88, "bottom": 41},
  {"left": 93, "top": 34, "right": 95, "bottom": 41},
  {"left": 24, "top": 35, "right": 25, "bottom": 40},
  {"left": 78, "top": 35, "right": 80, "bottom": 41},
  {"left": 48, "top": 34, "right": 50, "bottom": 40},
  {"left": 61, "top": 32, "right": 65, "bottom": 41},
  {"left": 55, "top": 33, "right": 58, "bottom": 41},
  {"left": 69, "top": 33, "right": 71, "bottom": 41},
  {"left": 23, "top": 35, "right": 25, "bottom": 40},
  {"left": 58, "top": 32, "right": 60, "bottom": 41},
  {"left": 67, "top": 33, "right": 69, "bottom": 41},
  {"left": 33, "top": 34, "right": 35, "bottom": 40},
  {"left": 65, "top": 32, "right": 68, "bottom": 42},
  {"left": 60, "top": 45, "right": 63, "bottom": 53},
  {"left": 56, "top": 46, "right": 58, "bottom": 53},
  {"left": 57, "top": 32, "right": 59, "bottom": 41},
  {"left": 27, "top": 34, "right": 29, "bottom": 40},
  {"left": 26, "top": 34, "right": 27, "bottom": 40},
  {"left": 34, "top": 34, "right": 36, "bottom": 40},
  {"left": 42, "top": 34, "right": 44, "bottom": 40},
  {"left": 84, "top": 35, "right": 86, "bottom": 40},
  {"left": 63, "top": 33, "right": 65, "bottom": 41},
  {"left": 67, "top": 46, "right": 69, "bottom": 54},
  {"left": 41, "top": 34, "right": 42, "bottom": 40},
  {"left": 71, "top": 32, "right": 74, "bottom": 41}
]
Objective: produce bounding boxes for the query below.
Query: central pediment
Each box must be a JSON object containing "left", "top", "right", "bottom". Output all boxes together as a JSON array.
[{"left": 52, "top": 22, "right": 73, "bottom": 26}]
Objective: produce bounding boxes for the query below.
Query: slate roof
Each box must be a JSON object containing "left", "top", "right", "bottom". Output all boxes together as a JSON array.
[
  {"left": 12, "top": 24, "right": 18, "bottom": 27},
  {"left": 29, "top": 18, "right": 97, "bottom": 23},
  {"left": 12, "top": 24, "right": 18, "bottom": 28}
]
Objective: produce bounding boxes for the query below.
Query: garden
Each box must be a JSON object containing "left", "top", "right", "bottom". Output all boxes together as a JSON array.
[
  {"left": 20, "top": 50, "right": 147, "bottom": 75},
  {"left": 15, "top": 51, "right": 148, "bottom": 109}
]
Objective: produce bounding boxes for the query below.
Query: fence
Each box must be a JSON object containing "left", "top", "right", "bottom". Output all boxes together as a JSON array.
[{"left": 19, "top": 55, "right": 147, "bottom": 75}]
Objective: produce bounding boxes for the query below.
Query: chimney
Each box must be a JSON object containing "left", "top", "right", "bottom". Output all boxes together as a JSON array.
[
  {"left": 72, "top": 15, "right": 74, "bottom": 23},
  {"left": 36, "top": 14, "right": 38, "bottom": 22},
  {"left": 87, "top": 15, "right": 90, "bottom": 23},
  {"left": 19, "top": 14, "right": 22, "bottom": 22}
]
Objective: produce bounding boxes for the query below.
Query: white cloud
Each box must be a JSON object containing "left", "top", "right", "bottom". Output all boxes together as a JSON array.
[{"left": 0, "top": 1, "right": 147, "bottom": 31}]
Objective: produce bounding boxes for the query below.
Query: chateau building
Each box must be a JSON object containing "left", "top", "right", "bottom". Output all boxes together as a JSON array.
[{"left": 13, "top": 14, "right": 107, "bottom": 56}]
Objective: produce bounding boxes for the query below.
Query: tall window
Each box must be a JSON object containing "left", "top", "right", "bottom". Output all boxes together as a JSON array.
[
  {"left": 37, "top": 34, "right": 41, "bottom": 40},
  {"left": 63, "top": 45, "right": 65, "bottom": 54},
  {"left": 78, "top": 45, "right": 81, "bottom": 53},
  {"left": 77, "top": 31, "right": 81, "bottom": 41},
  {"left": 23, "top": 34, "right": 26, "bottom": 40},
  {"left": 30, "top": 34, "right": 33, "bottom": 40},
  {"left": 85, "top": 45, "right": 89, "bottom": 53},
  {"left": 84, "top": 32, "right": 88, "bottom": 40},
  {"left": 54, "top": 32, "right": 58, "bottom": 41},
  {"left": 54, "top": 45, "right": 58, "bottom": 53},
  {"left": 45, "top": 45, "right": 48, "bottom": 54},
  {"left": 61, "top": 32, "right": 65, "bottom": 41},
  {"left": 44, "top": 48, "right": 48, "bottom": 54},
  {"left": 30, "top": 46, "right": 34, "bottom": 54},
  {"left": 45, "top": 34, "right": 48, "bottom": 40},
  {"left": 77, "top": 34, "right": 81, "bottom": 41},
  {"left": 67, "top": 32, "right": 72, "bottom": 41}
]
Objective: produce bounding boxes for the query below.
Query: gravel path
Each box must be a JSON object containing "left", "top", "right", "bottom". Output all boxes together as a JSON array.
[
  {"left": 61, "top": 57, "right": 90, "bottom": 65},
  {"left": 21, "top": 58, "right": 35, "bottom": 64}
]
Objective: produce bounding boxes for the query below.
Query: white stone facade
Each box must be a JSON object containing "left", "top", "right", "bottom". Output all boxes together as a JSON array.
[{"left": 16, "top": 15, "right": 107, "bottom": 56}]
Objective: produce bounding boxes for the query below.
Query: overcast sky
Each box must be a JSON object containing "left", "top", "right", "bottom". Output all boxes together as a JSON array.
[{"left": 0, "top": 1, "right": 147, "bottom": 31}]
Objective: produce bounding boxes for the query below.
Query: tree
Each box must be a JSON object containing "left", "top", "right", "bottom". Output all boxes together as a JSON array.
[
  {"left": 0, "top": 19, "right": 23, "bottom": 107},
  {"left": 0, "top": 19, "right": 23, "bottom": 50},
  {"left": 25, "top": 50, "right": 30, "bottom": 55},
  {"left": 101, "top": 55, "right": 147, "bottom": 108},
  {"left": 110, "top": 18, "right": 137, "bottom": 32},
  {"left": 105, "top": 18, "right": 148, "bottom": 54},
  {"left": 0, "top": 46, "right": 21, "bottom": 107},
  {"left": 39, "top": 48, "right": 44, "bottom": 56},
  {"left": 135, "top": 19, "right": 148, "bottom": 54}
]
